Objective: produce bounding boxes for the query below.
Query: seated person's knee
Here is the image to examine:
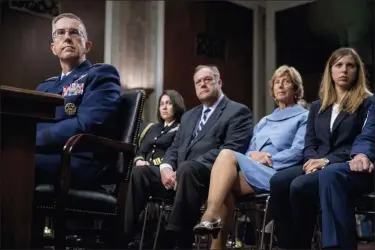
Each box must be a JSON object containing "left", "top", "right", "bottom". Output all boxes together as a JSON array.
[
  {"left": 290, "top": 177, "right": 306, "bottom": 196},
  {"left": 319, "top": 162, "right": 348, "bottom": 181},
  {"left": 176, "top": 161, "right": 194, "bottom": 177},
  {"left": 131, "top": 165, "right": 151, "bottom": 178}
]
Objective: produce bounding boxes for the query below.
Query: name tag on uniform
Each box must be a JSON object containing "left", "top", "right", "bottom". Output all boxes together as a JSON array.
[{"left": 63, "top": 83, "right": 84, "bottom": 96}]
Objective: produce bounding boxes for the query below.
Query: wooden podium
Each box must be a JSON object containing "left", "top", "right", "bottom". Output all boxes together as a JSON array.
[{"left": 0, "top": 85, "right": 63, "bottom": 248}]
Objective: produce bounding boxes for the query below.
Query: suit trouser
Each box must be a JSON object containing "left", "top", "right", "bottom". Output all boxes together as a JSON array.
[
  {"left": 270, "top": 165, "right": 319, "bottom": 249},
  {"left": 319, "top": 162, "right": 374, "bottom": 249},
  {"left": 270, "top": 163, "right": 374, "bottom": 249},
  {"left": 124, "top": 161, "right": 210, "bottom": 245}
]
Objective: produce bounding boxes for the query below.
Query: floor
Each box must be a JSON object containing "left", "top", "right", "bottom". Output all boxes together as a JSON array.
[{"left": 358, "top": 242, "right": 375, "bottom": 250}]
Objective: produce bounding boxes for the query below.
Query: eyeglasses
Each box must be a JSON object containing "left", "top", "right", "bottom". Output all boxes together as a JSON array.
[{"left": 52, "top": 28, "right": 84, "bottom": 40}]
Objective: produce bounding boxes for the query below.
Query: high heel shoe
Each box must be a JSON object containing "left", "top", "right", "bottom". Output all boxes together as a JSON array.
[{"left": 193, "top": 218, "right": 222, "bottom": 235}]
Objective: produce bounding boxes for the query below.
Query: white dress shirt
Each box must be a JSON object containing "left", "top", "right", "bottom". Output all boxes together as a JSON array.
[
  {"left": 164, "top": 120, "right": 175, "bottom": 128},
  {"left": 61, "top": 70, "right": 72, "bottom": 79},
  {"left": 330, "top": 103, "right": 340, "bottom": 132}
]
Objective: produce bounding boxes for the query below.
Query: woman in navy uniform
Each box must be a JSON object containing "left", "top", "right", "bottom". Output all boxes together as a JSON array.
[
  {"left": 134, "top": 90, "right": 186, "bottom": 168},
  {"left": 128, "top": 90, "right": 185, "bottom": 249}
]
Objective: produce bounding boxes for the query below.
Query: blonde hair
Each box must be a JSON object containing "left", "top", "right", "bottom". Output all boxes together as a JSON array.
[
  {"left": 269, "top": 65, "right": 304, "bottom": 104},
  {"left": 52, "top": 13, "right": 88, "bottom": 39},
  {"left": 319, "top": 47, "right": 372, "bottom": 114},
  {"left": 194, "top": 65, "right": 221, "bottom": 81}
]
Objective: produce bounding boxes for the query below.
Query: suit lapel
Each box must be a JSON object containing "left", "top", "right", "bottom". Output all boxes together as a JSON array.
[
  {"left": 185, "top": 107, "right": 202, "bottom": 141},
  {"left": 180, "top": 107, "right": 202, "bottom": 158},
  {"left": 317, "top": 105, "right": 332, "bottom": 139},
  {"left": 188, "top": 97, "right": 228, "bottom": 150},
  {"left": 331, "top": 111, "right": 349, "bottom": 134}
]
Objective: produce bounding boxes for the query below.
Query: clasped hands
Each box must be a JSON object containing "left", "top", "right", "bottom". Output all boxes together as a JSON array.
[
  {"left": 161, "top": 168, "right": 177, "bottom": 190},
  {"left": 303, "top": 153, "right": 373, "bottom": 174},
  {"left": 249, "top": 152, "right": 273, "bottom": 167},
  {"left": 135, "top": 160, "right": 176, "bottom": 190},
  {"left": 303, "top": 159, "right": 327, "bottom": 174}
]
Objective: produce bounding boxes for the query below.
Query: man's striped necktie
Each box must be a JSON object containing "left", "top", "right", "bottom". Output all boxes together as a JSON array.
[{"left": 194, "top": 108, "right": 211, "bottom": 138}]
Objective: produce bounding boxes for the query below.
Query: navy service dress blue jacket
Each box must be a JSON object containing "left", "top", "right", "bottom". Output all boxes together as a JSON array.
[{"left": 35, "top": 59, "right": 121, "bottom": 185}]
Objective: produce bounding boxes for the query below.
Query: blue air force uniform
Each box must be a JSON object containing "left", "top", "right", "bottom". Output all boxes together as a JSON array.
[
  {"left": 35, "top": 59, "right": 121, "bottom": 186},
  {"left": 319, "top": 96, "right": 375, "bottom": 249}
]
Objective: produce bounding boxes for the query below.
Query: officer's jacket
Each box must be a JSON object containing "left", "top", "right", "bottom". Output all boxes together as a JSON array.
[
  {"left": 36, "top": 59, "right": 121, "bottom": 151},
  {"left": 134, "top": 122, "right": 179, "bottom": 166}
]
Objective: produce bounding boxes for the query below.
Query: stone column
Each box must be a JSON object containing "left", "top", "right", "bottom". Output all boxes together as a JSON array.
[
  {"left": 265, "top": 6, "right": 276, "bottom": 115},
  {"left": 252, "top": 5, "right": 266, "bottom": 124},
  {"left": 104, "top": 1, "right": 165, "bottom": 122}
]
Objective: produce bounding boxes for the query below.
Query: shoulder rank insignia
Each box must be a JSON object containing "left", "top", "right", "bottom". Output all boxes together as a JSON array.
[
  {"left": 90, "top": 63, "right": 109, "bottom": 69},
  {"left": 44, "top": 76, "right": 59, "bottom": 82},
  {"left": 75, "top": 73, "right": 88, "bottom": 82}
]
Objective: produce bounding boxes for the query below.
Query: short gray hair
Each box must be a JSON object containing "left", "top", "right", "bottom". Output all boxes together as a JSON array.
[
  {"left": 52, "top": 13, "right": 88, "bottom": 39},
  {"left": 194, "top": 65, "right": 221, "bottom": 81}
]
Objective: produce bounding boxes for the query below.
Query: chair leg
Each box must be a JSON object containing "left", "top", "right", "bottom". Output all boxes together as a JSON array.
[
  {"left": 268, "top": 221, "right": 274, "bottom": 250},
  {"left": 195, "top": 235, "right": 200, "bottom": 250},
  {"left": 153, "top": 202, "right": 165, "bottom": 250},
  {"left": 259, "top": 196, "right": 270, "bottom": 250},
  {"left": 54, "top": 212, "right": 67, "bottom": 249},
  {"left": 30, "top": 213, "right": 47, "bottom": 248},
  {"left": 231, "top": 209, "right": 239, "bottom": 248},
  {"left": 312, "top": 215, "right": 322, "bottom": 250},
  {"left": 139, "top": 203, "right": 150, "bottom": 250},
  {"left": 241, "top": 211, "right": 249, "bottom": 249}
]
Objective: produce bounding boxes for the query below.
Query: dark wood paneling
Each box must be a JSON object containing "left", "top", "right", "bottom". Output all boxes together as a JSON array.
[
  {"left": 164, "top": 1, "right": 253, "bottom": 110},
  {"left": 276, "top": 1, "right": 375, "bottom": 102},
  {"left": 0, "top": 0, "right": 105, "bottom": 90}
]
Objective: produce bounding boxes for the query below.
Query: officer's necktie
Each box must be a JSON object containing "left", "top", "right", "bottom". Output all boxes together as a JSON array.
[{"left": 194, "top": 108, "right": 211, "bottom": 138}]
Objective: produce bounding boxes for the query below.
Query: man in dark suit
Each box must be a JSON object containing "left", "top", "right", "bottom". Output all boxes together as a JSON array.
[
  {"left": 35, "top": 13, "right": 121, "bottom": 187},
  {"left": 318, "top": 95, "right": 374, "bottom": 249},
  {"left": 124, "top": 65, "right": 253, "bottom": 248}
]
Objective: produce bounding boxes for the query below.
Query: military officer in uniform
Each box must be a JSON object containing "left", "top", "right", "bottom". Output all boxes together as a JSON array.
[
  {"left": 35, "top": 13, "right": 121, "bottom": 187},
  {"left": 127, "top": 90, "right": 185, "bottom": 248},
  {"left": 133, "top": 90, "right": 185, "bottom": 168}
]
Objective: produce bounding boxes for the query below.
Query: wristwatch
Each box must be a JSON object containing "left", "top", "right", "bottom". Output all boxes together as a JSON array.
[{"left": 323, "top": 158, "right": 330, "bottom": 166}]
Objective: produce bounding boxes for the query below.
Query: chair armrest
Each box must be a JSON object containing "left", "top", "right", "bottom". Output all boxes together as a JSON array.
[
  {"left": 55, "top": 134, "right": 136, "bottom": 217},
  {"left": 63, "top": 133, "right": 135, "bottom": 155},
  {"left": 59, "top": 133, "right": 136, "bottom": 189}
]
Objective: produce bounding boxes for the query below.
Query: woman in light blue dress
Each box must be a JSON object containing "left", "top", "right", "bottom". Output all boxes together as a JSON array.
[{"left": 193, "top": 65, "right": 309, "bottom": 249}]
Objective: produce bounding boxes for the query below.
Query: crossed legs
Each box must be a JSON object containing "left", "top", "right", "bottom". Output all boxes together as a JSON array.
[{"left": 196, "top": 149, "right": 254, "bottom": 249}]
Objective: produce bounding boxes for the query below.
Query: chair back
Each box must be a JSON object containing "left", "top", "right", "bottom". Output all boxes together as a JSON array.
[{"left": 115, "top": 90, "right": 146, "bottom": 181}]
